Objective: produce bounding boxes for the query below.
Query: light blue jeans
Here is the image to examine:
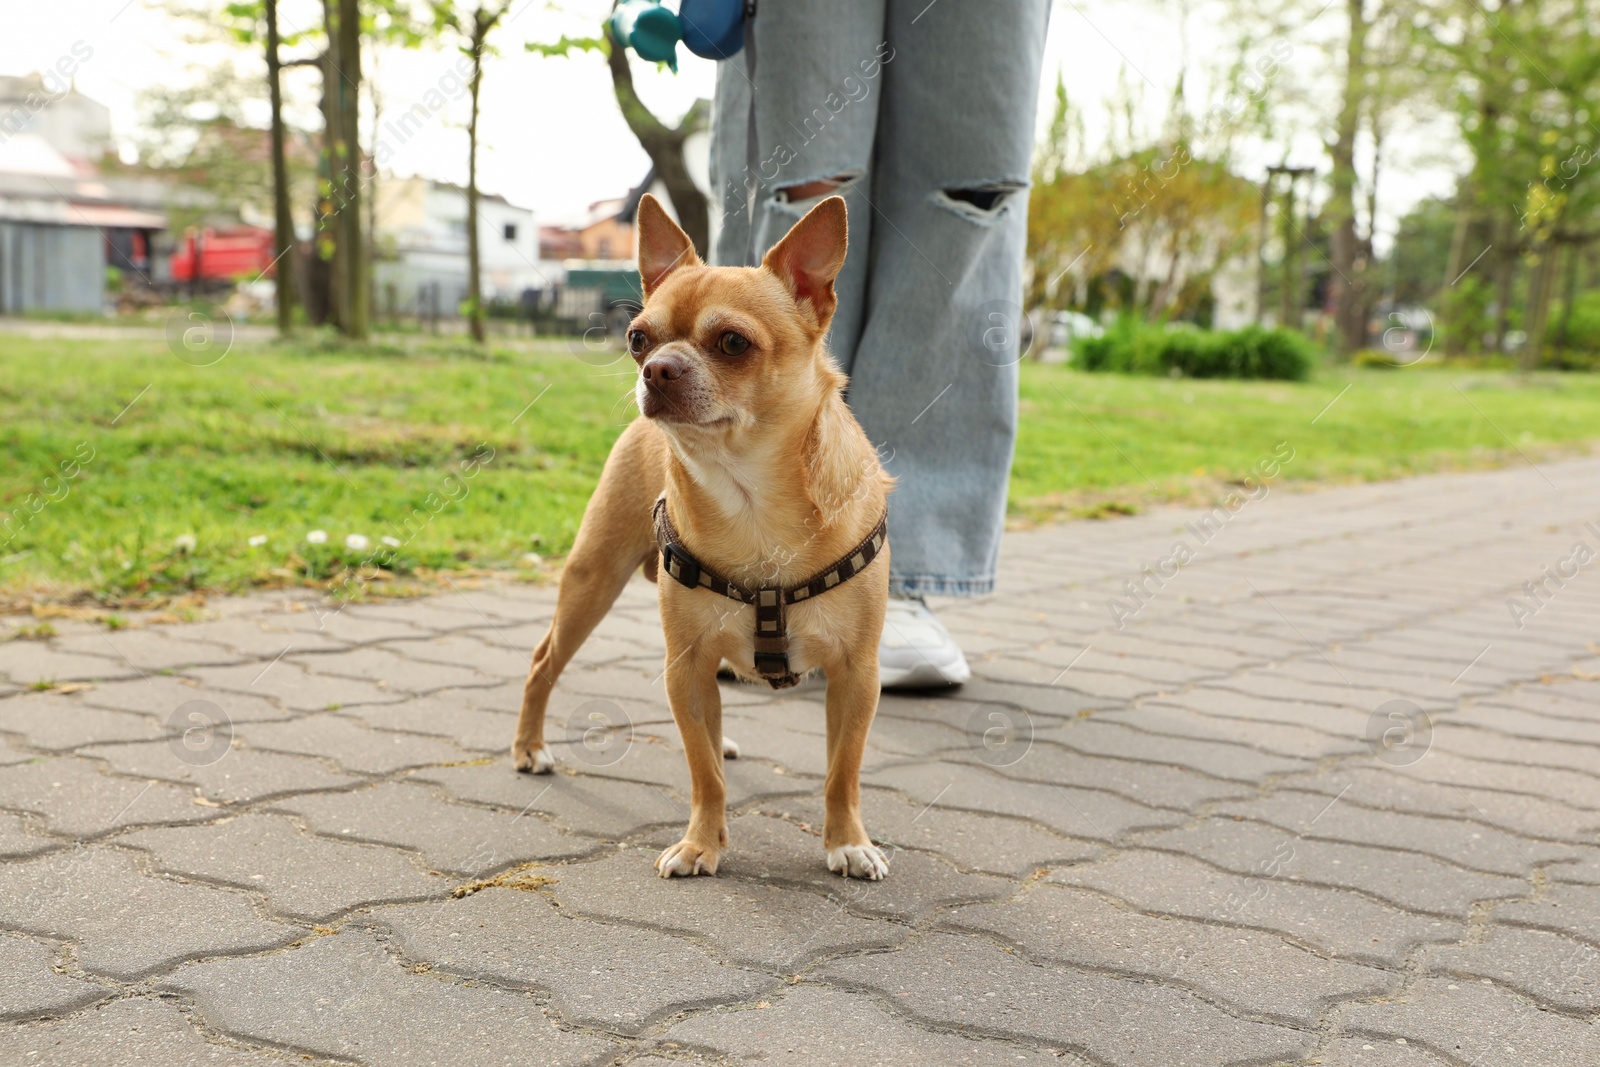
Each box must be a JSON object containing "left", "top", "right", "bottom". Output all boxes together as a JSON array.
[{"left": 710, "top": 0, "right": 1051, "bottom": 596}]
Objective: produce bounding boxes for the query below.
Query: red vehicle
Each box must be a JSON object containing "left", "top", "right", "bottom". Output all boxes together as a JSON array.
[{"left": 170, "top": 227, "right": 276, "bottom": 283}]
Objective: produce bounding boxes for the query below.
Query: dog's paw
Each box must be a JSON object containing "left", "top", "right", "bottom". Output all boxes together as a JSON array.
[
  {"left": 512, "top": 743, "right": 554, "bottom": 775},
  {"left": 826, "top": 843, "right": 889, "bottom": 881},
  {"left": 656, "top": 840, "right": 721, "bottom": 878},
  {"left": 721, "top": 736, "right": 740, "bottom": 759}
]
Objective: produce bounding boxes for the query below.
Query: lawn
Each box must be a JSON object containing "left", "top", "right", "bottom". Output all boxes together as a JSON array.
[{"left": 2, "top": 329, "right": 1596, "bottom": 610}]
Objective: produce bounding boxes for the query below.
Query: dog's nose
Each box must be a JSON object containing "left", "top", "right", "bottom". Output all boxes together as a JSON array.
[{"left": 642, "top": 353, "right": 689, "bottom": 385}]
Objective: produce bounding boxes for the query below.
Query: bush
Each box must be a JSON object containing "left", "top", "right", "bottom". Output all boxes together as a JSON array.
[{"left": 1075, "top": 319, "right": 1314, "bottom": 380}]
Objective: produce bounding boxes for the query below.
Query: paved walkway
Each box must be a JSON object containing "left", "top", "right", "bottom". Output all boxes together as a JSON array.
[{"left": 3, "top": 459, "right": 1600, "bottom": 1065}]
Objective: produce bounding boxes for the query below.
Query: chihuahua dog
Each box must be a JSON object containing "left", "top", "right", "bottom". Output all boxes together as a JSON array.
[{"left": 511, "top": 194, "right": 894, "bottom": 881}]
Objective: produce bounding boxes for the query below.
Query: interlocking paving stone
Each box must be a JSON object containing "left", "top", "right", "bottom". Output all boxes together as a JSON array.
[
  {"left": 944, "top": 882, "right": 1392, "bottom": 1024},
  {"left": 1313, "top": 1037, "right": 1456, "bottom": 1065},
  {"left": 1341, "top": 976, "right": 1600, "bottom": 1063},
  {"left": 414, "top": 761, "right": 688, "bottom": 840},
  {"left": 1054, "top": 717, "right": 1320, "bottom": 780},
  {"left": 1048, "top": 850, "right": 1464, "bottom": 966},
  {"left": 121, "top": 814, "right": 447, "bottom": 922},
  {"left": 853, "top": 787, "right": 1101, "bottom": 876},
  {"left": 376, "top": 634, "right": 531, "bottom": 678},
  {"left": 863, "top": 759, "right": 1192, "bottom": 841},
  {"left": 1550, "top": 846, "right": 1600, "bottom": 885},
  {"left": 1462, "top": 702, "right": 1600, "bottom": 744},
  {"left": 271, "top": 780, "right": 595, "bottom": 875},
  {"left": 698, "top": 810, "right": 1016, "bottom": 921},
  {"left": 657, "top": 984, "right": 1080, "bottom": 1065},
  {"left": 0, "top": 645, "right": 140, "bottom": 686},
  {"left": 1095, "top": 702, "right": 1368, "bottom": 761},
  {"left": 1495, "top": 882, "right": 1600, "bottom": 943},
  {"left": 170, "top": 617, "right": 350, "bottom": 658},
  {"left": 8, "top": 458, "right": 1600, "bottom": 1060},
  {"left": 186, "top": 662, "right": 405, "bottom": 713},
  {"left": 374, "top": 888, "right": 775, "bottom": 1034},
  {"left": 1429, "top": 925, "right": 1600, "bottom": 1012},
  {"left": 0, "top": 812, "right": 55, "bottom": 858},
  {"left": 0, "top": 755, "right": 211, "bottom": 837},
  {"left": 818, "top": 931, "right": 1310, "bottom": 1065},
  {"left": 79, "top": 676, "right": 291, "bottom": 723},
  {"left": 975, "top": 738, "right": 1259, "bottom": 811},
  {"left": 233, "top": 714, "right": 478, "bottom": 775},
  {"left": 1204, "top": 789, "right": 1578, "bottom": 877},
  {"left": 6, "top": 997, "right": 308, "bottom": 1065},
  {"left": 163, "top": 930, "right": 616, "bottom": 1064},
  {"left": 1137, "top": 817, "right": 1529, "bottom": 917},
  {"left": 80, "top": 740, "right": 359, "bottom": 805},
  {"left": 1284, "top": 767, "right": 1600, "bottom": 843},
  {"left": 547, "top": 847, "right": 908, "bottom": 969},
  {"left": 335, "top": 693, "right": 515, "bottom": 752},
  {"left": 0, "top": 848, "right": 293, "bottom": 979},
  {"left": 0, "top": 931, "right": 102, "bottom": 1019},
  {"left": 289, "top": 646, "right": 492, "bottom": 691},
  {"left": 0, "top": 692, "right": 167, "bottom": 751},
  {"left": 53, "top": 627, "right": 245, "bottom": 671}
]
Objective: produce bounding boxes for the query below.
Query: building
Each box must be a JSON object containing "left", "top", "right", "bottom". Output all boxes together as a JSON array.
[
  {"left": 374, "top": 176, "right": 554, "bottom": 316},
  {"left": 0, "top": 75, "right": 172, "bottom": 313},
  {"left": 542, "top": 196, "right": 634, "bottom": 262},
  {"left": 0, "top": 133, "right": 162, "bottom": 314},
  {"left": 0, "top": 72, "right": 112, "bottom": 166}
]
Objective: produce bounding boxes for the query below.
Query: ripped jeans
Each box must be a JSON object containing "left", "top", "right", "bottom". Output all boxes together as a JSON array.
[{"left": 709, "top": 0, "right": 1051, "bottom": 597}]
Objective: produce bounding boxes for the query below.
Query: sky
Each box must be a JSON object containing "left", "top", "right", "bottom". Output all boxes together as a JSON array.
[{"left": 4, "top": 0, "right": 1462, "bottom": 241}]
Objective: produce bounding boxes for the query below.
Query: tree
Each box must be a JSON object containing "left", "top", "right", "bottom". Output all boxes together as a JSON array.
[
  {"left": 1026, "top": 60, "right": 1260, "bottom": 326},
  {"left": 1415, "top": 0, "right": 1600, "bottom": 364},
  {"left": 265, "top": 0, "right": 296, "bottom": 335},
  {"left": 432, "top": 0, "right": 516, "bottom": 344},
  {"left": 527, "top": 29, "right": 711, "bottom": 256},
  {"left": 1324, "top": 0, "right": 1370, "bottom": 355},
  {"left": 321, "top": 0, "right": 368, "bottom": 339}
]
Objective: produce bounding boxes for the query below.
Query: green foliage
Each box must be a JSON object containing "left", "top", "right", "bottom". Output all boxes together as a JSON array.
[
  {"left": 1013, "top": 362, "right": 1600, "bottom": 526},
  {"left": 6, "top": 336, "right": 1600, "bottom": 606},
  {"left": 525, "top": 34, "right": 607, "bottom": 58},
  {"left": 1077, "top": 319, "right": 1315, "bottom": 380},
  {"left": 1555, "top": 292, "right": 1600, "bottom": 352}
]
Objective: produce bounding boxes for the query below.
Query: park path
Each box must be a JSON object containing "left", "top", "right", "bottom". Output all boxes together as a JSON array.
[{"left": 2, "top": 457, "right": 1600, "bottom": 1065}]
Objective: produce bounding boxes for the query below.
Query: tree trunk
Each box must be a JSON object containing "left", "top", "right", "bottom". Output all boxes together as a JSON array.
[
  {"left": 265, "top": 0, "right": 295, "bottom": 337},
  {"left": 334, "top": 0, "right": 367, "bottom": 339},
  {"left": 1327, "top": 0, "right": 1368, "bottom": 356},
  {"left": 368, "top": 44, "right": 381, "bottom": 327},
  {"left": 1523, "top": 243, "right": 1557, "bottom": 371},
  {"left": 1440, "top": 182, "right": 1473, "bottom": 356},
  {"left": 605, "top": 27, "right": 709, "bottom": 256},
  {"left": 466, "top": 21, "right": 486, "bottom": 344},
  {"left": 317, "top": 38, "right": 343, "bottom": 331},
  {"left": 1555, "top": 240, "right": 1581, "bottom": 358},
  {"left": 1492, "top": 234, "right": 1515, "bottom": 356},
  {"left": 1279, "top": 178, "right": 1298, "bottom": 330}
]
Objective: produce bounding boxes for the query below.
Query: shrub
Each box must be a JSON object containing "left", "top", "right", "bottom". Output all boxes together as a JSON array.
[{"left": 1074, "top": 319, "right": 1314, "bottom": 381}]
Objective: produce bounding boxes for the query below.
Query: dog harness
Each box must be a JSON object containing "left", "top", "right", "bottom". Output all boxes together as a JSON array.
[{"left": 652, "top": 496, "right": 888, "bottom": 689}]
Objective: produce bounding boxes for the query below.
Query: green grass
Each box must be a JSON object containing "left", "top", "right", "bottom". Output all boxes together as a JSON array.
[
  {"left": 1012, "top": 366, "right": 1600, "bottom": 522},
  {"left": 1, "top": 330, "right": 1597, "bottom": 609}
]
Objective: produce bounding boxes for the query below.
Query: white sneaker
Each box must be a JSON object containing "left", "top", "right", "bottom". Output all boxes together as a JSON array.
[{"left": 879, "top": 593, "right": 971, "bottom": 689}]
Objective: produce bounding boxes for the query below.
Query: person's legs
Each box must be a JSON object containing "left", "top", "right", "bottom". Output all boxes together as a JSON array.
[
  {"left": 707, "top": 0, "right": 887, "bottom": 364},
  {"left": 849, "top": 0, "right": 1051, "bottom": 598}
]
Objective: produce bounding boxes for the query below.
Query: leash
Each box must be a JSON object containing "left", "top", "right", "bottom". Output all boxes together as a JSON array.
[
  {"left": 653, "top": 496, "right": 888, "bottom": 688},
  {"left": 742, "top": 0, "right": 761, "bottom": 266}
]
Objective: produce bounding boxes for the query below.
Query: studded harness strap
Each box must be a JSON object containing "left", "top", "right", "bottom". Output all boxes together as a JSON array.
[{"left": 652, "top": 496, "right": 889, "bottom": 689}]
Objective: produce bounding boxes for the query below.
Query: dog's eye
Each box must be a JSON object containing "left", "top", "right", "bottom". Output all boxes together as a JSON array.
[
  {"left": 719, "top": 331, "right": 751, "bottom": 356},
  {"left": 627, "top": 330, "right": 649, "bottom": 355}
]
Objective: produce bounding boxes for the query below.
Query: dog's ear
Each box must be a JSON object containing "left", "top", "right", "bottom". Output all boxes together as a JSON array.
[
  {"left": 762, "top": 196, "right": 848, "bottom": 331},
  {"left": 636, "top": 193, "right": 700, "bottom": 297}
]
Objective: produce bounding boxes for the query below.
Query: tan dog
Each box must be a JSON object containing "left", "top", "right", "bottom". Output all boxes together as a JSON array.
[{"left": 511, "top": 194, "right": 894, "bottom": 880}]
